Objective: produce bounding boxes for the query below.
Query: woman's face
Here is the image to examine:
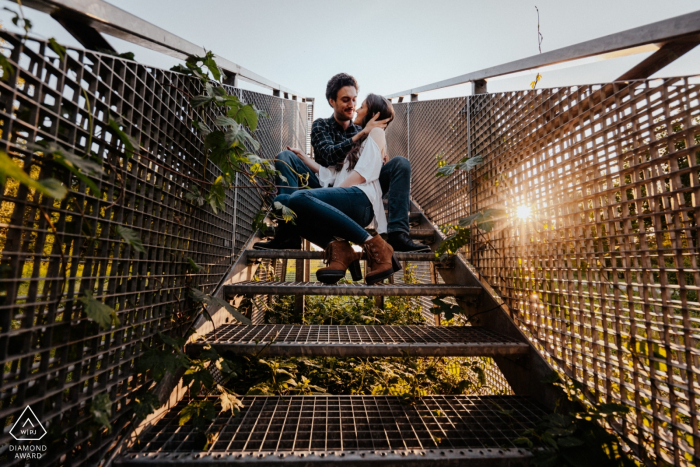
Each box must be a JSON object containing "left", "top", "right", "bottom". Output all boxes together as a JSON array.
[{"left": 354, "top": 100, "right": 368, "bottom": 125}]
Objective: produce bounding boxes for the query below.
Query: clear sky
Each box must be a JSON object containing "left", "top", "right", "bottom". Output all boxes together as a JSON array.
[{"left": 2, "top": 0, "right": 700, "bottom": 119}]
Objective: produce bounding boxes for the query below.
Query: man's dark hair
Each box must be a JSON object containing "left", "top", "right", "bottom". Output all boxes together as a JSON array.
[{"left": 325, "top": 73, "right": 358, "bottom": 104}]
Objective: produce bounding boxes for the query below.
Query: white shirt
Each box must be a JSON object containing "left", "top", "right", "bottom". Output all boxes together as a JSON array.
[{"left": 317, "top": 136, "right": 388, "bottom": 233}]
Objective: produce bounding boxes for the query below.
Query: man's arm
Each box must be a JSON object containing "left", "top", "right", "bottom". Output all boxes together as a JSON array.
[{"left": 311, "top": 119, "right": 354, "bottom": 167}]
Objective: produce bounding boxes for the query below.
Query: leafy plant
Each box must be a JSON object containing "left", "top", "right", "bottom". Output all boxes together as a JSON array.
[
  {"left": 116, "top": 225, "right": 146, "bottom": 253},
  {"left": 79, "top": 290, "right": 120, "bottom": 330},
  {"left": 90, "top": 393, "right": 113, "bottom": 433},
  {"left": 514, "top": 372, "right": 636, "bottom": 467}
]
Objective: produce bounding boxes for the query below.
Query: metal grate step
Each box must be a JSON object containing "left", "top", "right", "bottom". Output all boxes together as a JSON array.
[
  {"left": 249, "top": 251, "right": 437, "bottom": 261},
  {"left": 187, "top": 325, "right": 528, "bottom": 357},
  {"left": 118, "top": 395, "right": 544, "bottom": 466},
  {"left": 224, "top": 282, "right": 480, "bottom": 297}
]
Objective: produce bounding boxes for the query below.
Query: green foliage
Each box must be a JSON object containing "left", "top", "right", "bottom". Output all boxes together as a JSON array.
[
  {"left": 30, "top": 141, "right": 104, "bottom": 195},
  {"left": 116, "top": 225, "right": 146, "bottom": 253},
  {"left": 3, "top": 6, "right": 31, "bottom": 37},
  {"left": 185, "top": 186, "right": 206, "bottom": 206},
  {"left": 273, "top": 201, "right": 296, "bottom": 223},
  {"left": 436, "top": 154, "right": 483, "bottom": 177},
  {"left": 514, "top": 372, "right": 637, "bottom": 467},
  {"left": 79, "top": 290, "right": 120, "bottom": 330},
  {"left": 136, "top": 332, "right": 190, "bottom": 383},
  {"left": 431, "top": 297, "right": 461, "bottom": 320},
  {"left": 108, "top": 116, "right": 138, "bottom": 157},
  {"left": 435, "top": 208, "right": 505, "bottom": 259},
  {"left": 178, "top": 400, "right": 216, "bottom": 429},
  {"left": 205, "top": 176, "right": 226, "bottom": 214},
  {"left": 133, "top": 392, "right": 161, "bottom": 420},
  {"left": 48, "top": 37, "right": 66, "bottom": 61},
  {"left": 90, "top": 393, "right": 113, "bottom": 433},
  {"left": 0, "top": 150, "right": 67, "bottom": 199},
  {"left": 187, "top": 257, "right": 203, "bottom": 272},
  {"left": 189, "top": 287, "right": 252, "bottom": 325}
]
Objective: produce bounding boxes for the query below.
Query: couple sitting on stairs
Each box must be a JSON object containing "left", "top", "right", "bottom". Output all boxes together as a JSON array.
[{"left": 255, "top": 73, "right": 428, "bottom": 285}]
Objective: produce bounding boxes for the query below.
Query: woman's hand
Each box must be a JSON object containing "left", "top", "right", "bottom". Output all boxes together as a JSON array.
[
  {"left": 287, "top": 146, "right": 320, "bottom": 174},
  {"left": 286, "top": 146, "right": 305, "bottom": 158}
]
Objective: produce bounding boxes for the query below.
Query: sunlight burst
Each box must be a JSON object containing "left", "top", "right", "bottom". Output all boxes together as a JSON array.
[{"left": 516, "top": 205, "right": 531, "bottom": 220}]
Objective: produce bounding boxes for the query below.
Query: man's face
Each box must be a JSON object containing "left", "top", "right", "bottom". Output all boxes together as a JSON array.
[{"left": 329, "top": 85, "right": 357, "bottom": 122}]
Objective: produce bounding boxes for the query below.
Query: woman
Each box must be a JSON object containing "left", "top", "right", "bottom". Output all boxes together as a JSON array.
[{"left": 276, "top": 94, "right": 400, "bottom": 285}]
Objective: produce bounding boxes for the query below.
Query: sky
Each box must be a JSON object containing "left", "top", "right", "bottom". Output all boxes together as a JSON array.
[{"left": 2, "top": 0, "right": 700, "bottom": 119}]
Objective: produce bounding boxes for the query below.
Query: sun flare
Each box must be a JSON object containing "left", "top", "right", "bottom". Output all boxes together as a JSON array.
[{"left": 516, "top": 205, "right": 531, "bottom": 219}]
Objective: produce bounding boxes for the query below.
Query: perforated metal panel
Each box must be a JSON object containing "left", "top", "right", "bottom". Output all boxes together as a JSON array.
[
  {"left": 0, "top": 32, "right": 307, "bottom": 466},
  {"left": 387, "top": 77, "right": 700, "bottom": 465}
]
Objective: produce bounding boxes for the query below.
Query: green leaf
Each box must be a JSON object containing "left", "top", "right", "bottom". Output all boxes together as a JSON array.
[
  {"left": 205, "top": 176, "right": 226, "bottom": 214},
  {"left": 225, "top": 123, "right": 260, "bottom": 151},
  {"left": 541, "top": 371, "right": 560, "bottom": 384},
  {"left": 185, "top": 186, "right": 206, "bottom": 206},
  {"left": 457, "top": 155, "right": 483, "bottom": 171},
  {"left": 0, "top": 53, "right": 15, "bottom": 82},
  {"left": 0, "top": 150, "right": 67, "bottom": 199},
  {"left": 108, "top": 117, "right": 138, "bottom": 157},
  {"left": 116, "top": 225, "right": 146, "bottom": 253},
  {"left": 202, "top": 51, "right": 223, "bottom": 82},
  {"left": 133, "top": 392, "right": 161, "bottom": 420},
  {"left": 235, "top": 104, "right": 258, "bottom": 131},
  {"left": 118, "top": 51, "right": 135, "bottom": 61},
  {"left": 273, "top": 201, "right": 296, "bottom": 223},
  {"left": 30, "top": 141, "right": 104, "bottom": 195},
  {"left": 90, "top": 393, "right": 113, "bottom": 433},
  {"left": 192, "top": 120, "right": 212, "bottom": 137},
  {"left": 183, "top": 367, "right": 215, "bottom": 395},
  {"left": 431, "top": 297, "right": 461, "bottom": 320},
  {"left": 178, "top": 400, "right": 216, "bottom": 429},
  {"left": 187, "top": 257, "right": 203, "bottom": 272},
  {"left": 79, "top": 290, "right": 120, "bottom": 330},
  {"left": 436, "top": 163, "right": 457, "bottom": 177},
  {"left": 48, "top": 38, "right": 66, "bottom": 61},
  {"left": 214, "top": 115, "right": 237, "bottom": 127},
  {"left": 189, "top": 288, "right": 252, "bottom": 325},
  {"left": 191, "top": 95, "right": 214, "bottom": 108},
  {"left": 514, "top": 436, "right": 533, "bottom": 448}
]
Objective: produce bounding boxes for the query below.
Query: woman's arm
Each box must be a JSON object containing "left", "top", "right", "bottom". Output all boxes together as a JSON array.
[
  {"left": 336, "top": 170, "right": 366, "bottom": 187},
  {"left": 286, "top": 146, "right": 321, "bottom": 174}
]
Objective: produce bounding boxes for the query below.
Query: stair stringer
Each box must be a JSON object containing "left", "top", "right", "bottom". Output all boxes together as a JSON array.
[{"left": 410, "top": 200, "right": 563, "bottom": 411}]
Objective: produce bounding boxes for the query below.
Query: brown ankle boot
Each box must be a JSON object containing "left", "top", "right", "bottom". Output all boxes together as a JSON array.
[
  {"left": 316, "top": 240, "right": 362, "bottom": 284},
  {"left": 362, "top": 235, "right": 401, "bottom": 285}
]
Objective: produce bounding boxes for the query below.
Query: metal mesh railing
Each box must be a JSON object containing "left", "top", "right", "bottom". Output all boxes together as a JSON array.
[
  {"left": 0, "top": 32, "right": 307, "bottom": 466},
  {"left": 387, "top": 76, "right": 700, "bottom": 465}
]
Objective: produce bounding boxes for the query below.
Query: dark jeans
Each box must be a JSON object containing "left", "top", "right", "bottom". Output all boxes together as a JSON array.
[
  {"left": 275, "top": 150, "right": 411, "bottom": 234},
  {"left": 274, "top": 188, "right": 373, "bottom": 248}
]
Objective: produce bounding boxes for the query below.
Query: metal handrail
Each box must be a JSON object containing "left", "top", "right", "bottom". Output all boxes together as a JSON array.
[
  {"left": 386, "top": 9, "right": 700, "bottom": 99},
  {"left": 22, "top": 0, "right": 303, "bottom": 98}
]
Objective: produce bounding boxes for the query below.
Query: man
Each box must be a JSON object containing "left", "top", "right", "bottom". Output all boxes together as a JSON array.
[{"left": 255, "top": 72, "right": 428, "bottom": 252}]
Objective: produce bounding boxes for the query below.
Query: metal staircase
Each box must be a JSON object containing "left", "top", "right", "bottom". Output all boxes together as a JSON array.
[{"left": 116, "top": 202, "right": 559, "bottom": 466}]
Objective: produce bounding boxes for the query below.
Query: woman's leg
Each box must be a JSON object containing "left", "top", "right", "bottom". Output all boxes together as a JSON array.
[{"left": 288, "top": 187, "right": 373, "bottom": 248}]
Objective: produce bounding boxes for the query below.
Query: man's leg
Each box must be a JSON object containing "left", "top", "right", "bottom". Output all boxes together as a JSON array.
[
  {"left": 275, "top": 150, "right": 321, "bottom": 195},
  {"left": 379, "top": 156, "right": 430, "bottom": 252}
]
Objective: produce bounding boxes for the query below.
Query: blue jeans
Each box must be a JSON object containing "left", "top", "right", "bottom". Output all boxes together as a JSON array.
[
  {"left": 275, "top": 150, "right": 321, "bottom": 195},
  {"left": 275, "top": 150, "right": 411, "bottom": 234},
  {"left": 274, "top": 187, "right": 373, "bottom": 248}
]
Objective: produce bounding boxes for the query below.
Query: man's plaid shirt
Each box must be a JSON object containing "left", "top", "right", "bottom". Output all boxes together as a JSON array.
[{"left": 310, "top": 115, "right": 361, "bottom": 167}]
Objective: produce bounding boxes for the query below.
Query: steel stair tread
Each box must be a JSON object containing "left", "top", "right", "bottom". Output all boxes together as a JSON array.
[
  {"left": 224, "top": 281, "right": 480, "bottom": 297},
  {"left": 187, "top": 324, "right": 528, "bottom": 357},
  {"left": 117, "top": 395, "right": 544, "bottom": 466},
  {"left": 249, "top": 251, "right": 437, "bottom": 260}
]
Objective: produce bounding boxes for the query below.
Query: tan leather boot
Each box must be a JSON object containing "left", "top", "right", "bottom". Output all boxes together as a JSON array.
[
  {"left": 316, "top": 240, "right": 362, "bottom": 284},
  {"left": 362, "top": 235, "right": 401, "bottom": 285}
]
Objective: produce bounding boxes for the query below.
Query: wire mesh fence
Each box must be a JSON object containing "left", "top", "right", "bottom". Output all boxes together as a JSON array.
[
  {"left": 387, "top": 77, "right": 700, "bottom": 465},
  {"left": 0, "top": 32, "right": 307, "bottom": 466}
]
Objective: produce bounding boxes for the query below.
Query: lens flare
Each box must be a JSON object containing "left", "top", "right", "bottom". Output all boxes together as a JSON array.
[{"left": 516, "top": 205, "right": 531, "bottom": 219}]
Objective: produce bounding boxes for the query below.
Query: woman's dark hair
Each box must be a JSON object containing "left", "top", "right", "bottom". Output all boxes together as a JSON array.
[
  {"left": 326, "top": 73, "right": 358, "bottom": 104},
  {"left": 340, "top": 93, "right": 394, "bottom": 171}
]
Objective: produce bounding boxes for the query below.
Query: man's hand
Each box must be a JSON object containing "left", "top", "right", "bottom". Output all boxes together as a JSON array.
[
  {"left": 286, "top": 146, "right": 304, "bottom": 158},
  {"left": 364, "top": 112, "right": 390, "bottom": 134}
]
